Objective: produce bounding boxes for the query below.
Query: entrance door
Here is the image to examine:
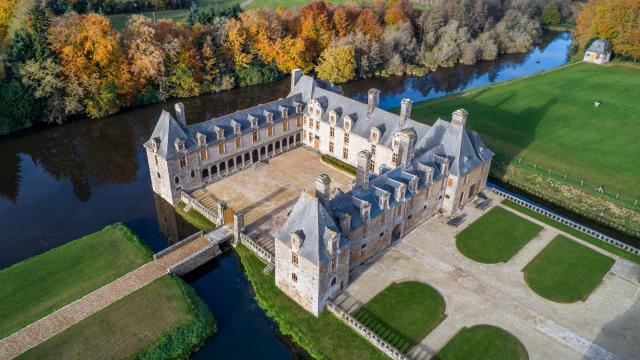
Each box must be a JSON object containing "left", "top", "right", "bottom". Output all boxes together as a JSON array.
[
  {"left": 223, "top": 208, "right": 234, "bottom": 224},
  {"left": 314, "top": 136, "right": 320, "bottom": 150},
  {"left": 391, "top": 224, "right": 401, "bottom": 242}
]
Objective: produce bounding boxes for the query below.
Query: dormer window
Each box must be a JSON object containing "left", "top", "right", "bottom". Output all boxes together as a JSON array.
[
  {"left": 370, "top": 128, "right": 380, "bottom": 143},
  {"left": 295, "top": 103, "right": 302, "bottom": 114},
  {"left": 463, "top": 155, "right": 469, "bottom": 163},
  {"left": 174, "top": 138, "right": 185, "bottom": 151},
  {"left": 329, "top": 111, "right": 337, "bottom": 126},
  {"left": 344, "top": 116, "right": 352, "bottom": 132},
  {"left": 151, "top": 138, "right": 159, "bottom": 153},
  {"left": 265, "top": 111, "right": 273, "bottom": 123},
  {"left": 214, "top": 126, "right": 224, "bottom": 141},
  {"left": 196, "top": 132, "right": 207, "bottom": 146},
  {"left": 235, "top": 125, "right": 241, "bottom": 134},
  {"left": 249, "top": 115, "right": 258, "bottom": 129},
  {"left": 281, "top": 107, "right": 289, "bottom": 118}
]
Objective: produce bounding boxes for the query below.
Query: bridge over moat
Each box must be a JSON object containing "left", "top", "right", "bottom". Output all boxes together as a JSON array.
[{"left": 0, "top": 228, "right": 232, "bottom": 360}]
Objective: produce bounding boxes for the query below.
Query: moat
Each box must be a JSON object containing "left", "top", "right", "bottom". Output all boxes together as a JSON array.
[{"left": 0, "top": 32, "right": 571, "bottom": 358}]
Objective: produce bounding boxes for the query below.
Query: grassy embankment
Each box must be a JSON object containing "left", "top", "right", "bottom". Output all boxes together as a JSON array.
[
  {"left": 456, "top": 207, "right": 542, "bottom": 263},
  {"left": 236, "top": 244, "right": 388, "bottom": 360},
  {"left": 18, "top": 275, "right": 215, "bottom": 359},
  {"left": 354, "top": 281, "right": 446, "bottom": 353},
  {"left": 523, "top": 235, "right": 614, "bottom": 303},
  {"left": 177, "top": 201, "right": 216, "bottom": 232},
  {"left": 0, "top": 224, "right": 152, "bottom": 338},
  {"left": 433, "top": 325, "right": 528, "bottom": 360},
  {"left": 407, "top": 63, "right": 640, "bottom": 237},
  {"left": 502, "top": 199, "right": 640, "bottom": 265},
  {"left": 321, "top": 154, "right": 357, "bottom": 176}
]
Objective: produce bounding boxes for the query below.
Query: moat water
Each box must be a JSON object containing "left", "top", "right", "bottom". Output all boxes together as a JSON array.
[{"left": 0, "top": 32, "right": 571, "bottom": 358}]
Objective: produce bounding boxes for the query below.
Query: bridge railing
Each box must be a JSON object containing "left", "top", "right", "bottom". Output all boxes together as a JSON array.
[
  {"left": 489, "top": 186, "right": 640, "bottom": 256},
  {"left": 326, "top": 301, "right": 410, "bottom": 360},
  {"left": 240, "top": 233, "right": 275, "bottom": 264},
  {"left": 154, "top": 231, "right": 204, "bottom": 260},
  {"left": 179, "top": 190, "right": 220, "bottom": 225}
]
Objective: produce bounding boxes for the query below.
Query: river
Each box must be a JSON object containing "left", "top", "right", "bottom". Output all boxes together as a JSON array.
[{"left": 0, "top": 32, "right": 571, "bottom": 358}]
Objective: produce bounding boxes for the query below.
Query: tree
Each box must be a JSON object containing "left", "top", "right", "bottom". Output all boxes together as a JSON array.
[
  {"left": 298, "top": 1, "right": 334, "bottom": 58},
  {"left": 315, "top": 44, "right": 356, "bottom": 83},
  {"left": 273, "top": 36, "right": 313, "bottom": 73},
  {"left": 541, "top": 4, "right": 562, "bottom": 26},
  {"left": 85, "top": 82, "right": 121, "bottom": 118},
  {"left": 225, "top": 18, "right": 253, "bottom": 70},
  {"left": 384, "top": 0, "right": 412, "bottom": 26},
  {"left": 355, "top": 8, "right": 384, "bottom": 39},
  {"left": 333, "top": 5, "right": 353, "bottom": 38},
  {"left": 123, "top": 15, "right": 165, "bottom": 89},
  {"left": 494, "top": 10, "right": 541, "bottom": 53},
  {"left": 19, "top": 59, "right": 68, "bottom": 123},
  {"left": 0, "top": 81, "right": 40, "bottom": 135},
  {"left": 168, "top": 63, "right": 200, "bottom": 97},
  {"left": 201, "top": 34, "right": 220, "bottom": 92}
]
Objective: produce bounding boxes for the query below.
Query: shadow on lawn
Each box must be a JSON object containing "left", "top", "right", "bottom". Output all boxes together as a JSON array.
[{"left": 354, "top": 307, "right": 417, "bottom": 353}]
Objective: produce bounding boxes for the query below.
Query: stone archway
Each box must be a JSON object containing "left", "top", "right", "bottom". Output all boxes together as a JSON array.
[
  {"left": 260, "top": 146, "right": 266, "bottom": 156},
  {"left": 202, "top": 168, "right": 209, "bottom": 178},
  {"left": 295, "top": 133, "right": 301, "bottom": 143},
  {"left": 211, "top": 165, "right": 217, "bottom": 175},
  {"left": 392, "top": 224, "right": 402, "bottom": 242},
  {"left": 268, "top": 143, "right": 273, "bottom": 154},
  {"left": 236, "top": 155, "right": 243, "bottom": 168},
  {"left": 228, "top": 158, "right": 235, "bottom": 169},
  {"left": 252, "top": 149, "right": 259, "bottom": 162},
  {"left": 244, "top": 153, "right": 250, "bottom": 163}
]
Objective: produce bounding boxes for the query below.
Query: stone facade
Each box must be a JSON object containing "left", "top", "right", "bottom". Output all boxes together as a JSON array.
[{"left": 583, "top": 38, "right": 612, "bottom": 65}]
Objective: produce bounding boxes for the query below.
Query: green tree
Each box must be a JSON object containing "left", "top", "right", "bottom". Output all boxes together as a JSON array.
[
  {"left": 315, "top": 45, "right": 356, "bottom": 84},
  {"left": 0, "top": 81, "right": 41, "bottom": 135},
  {"left": 168, "top": 63, "right": 201, "bottom": 98},
  {"left": 541, "top": 4, "right": 562, "bottom": 26},
  {"left": 85, "top": 82, "right": 121, "bottom": 118}
]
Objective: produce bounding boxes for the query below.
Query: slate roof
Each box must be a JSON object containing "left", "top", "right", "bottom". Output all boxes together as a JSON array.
[
  {"left": 587, "top": 39, "right": 611, "bottom": 55},
  {"left": 145, "top": 110, "right": 192, "bottom": 158},
  {"left": 276, "top": 192, "right": 348, "bottom": 265}
]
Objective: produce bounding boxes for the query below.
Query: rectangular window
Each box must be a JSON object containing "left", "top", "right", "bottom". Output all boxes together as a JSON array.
[
  {"left": 363, "top": 224, "right": 368, "bottom": 234},
  {"left": 342, "top": 147, "right": 348, "bottom": 160},
  {"left": 292, "top": 252, "right": 299, "bottom": 266},
  {"left": 218, "top": 143, "right": 225, "bottom": 155},
  {"left": 344, "top": 133, "right": 349, "bottom": 145},
  {"left": 179, "top": 157, "right": 187, "bottom": 168},
  {"left": 315, "top": 121, "right": 319, "bottom": 131},
  {"left": 309, "top": 119, "right": 313, "bottom": 129},
  {"left": 268, "top": 126, "right": 273, "bottom": 137},
  {"left": 252, "top": 131, "right": 258, "bottom": 142},
  {"left": 329, "top": 142, "right": 334, "bottom": 153},
  {"left": 235, "top": 137, "right": 241, "bottom": 149},
  {"left": 369, "top": 159, "right": 375, "bottom": 171},
  {"left": 392, "top": 152, "right": 398, "bottom": 165},
  {"left": 282, "top": 121, "right": 289, "bottom": 132},
  {"left": 154, "top": 156, "right": 158, "bottom": 165},
  {"left": 291, "top": 273, "right": 297, "bottom": 282},
  {"left": 297, "top": 116, "right": 302, "bottom": 127},
  {"left": 308, "top": 132, "right": 313, "bottom": 142},
  {"left": 371, "top": 144, "right": 376, "bottom": 156},
  {"left": 200, "top": 149, "right": 208, "bottom": 161},
  {"left": 330, "top": 127, "right": 335, "bottom": 138},
  {"left": 447, "top": 178, "right": 454, "bottom": 187},
  {"left": 331, "top": 257, "right": 336, "bottom": 270},
  {"left": 372, "top": 132, "right": 378, "bottom": 141},
  {"left": 304, "top": 116, "right": 308, "bottom": 126}
]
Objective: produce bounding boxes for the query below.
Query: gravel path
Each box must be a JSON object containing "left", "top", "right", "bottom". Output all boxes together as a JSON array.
[{"left": 0, "top": 236, "right": 212, "bottom": 360}]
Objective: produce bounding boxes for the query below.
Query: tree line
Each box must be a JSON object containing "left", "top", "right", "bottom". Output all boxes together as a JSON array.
[{"left": 0, "top": 0, "right": 559, "bottom": 136}]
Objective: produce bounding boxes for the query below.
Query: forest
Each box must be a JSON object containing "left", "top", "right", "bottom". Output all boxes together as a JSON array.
[{"left": 0, "top": 0, "right": 578, "bottom": 135}]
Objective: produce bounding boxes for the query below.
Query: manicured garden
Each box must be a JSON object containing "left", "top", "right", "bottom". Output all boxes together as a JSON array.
[
  {"left": 0, "top": 224, "right": 153, "bottom": 338},
  {"left": 17, "top": 275, "right": 215, "bottom": 360},
  {"left": 502, "top": 199, "right": 640, "bottom": 265},
  {"left": 176, "top": 201, "right": 216, "bottom": 232},
  {"left": 523, "top": 235, "right": 614, "bottom": 303},
  {"left": 235, "top": 244, "right": 388, "bottom": 360},
  {"left": 321, "top": 154, "right": 357, "bottom": 176},
  {"left": 353, "top": 281, "right": 446, "bottom": 353},
  {"left": 410, "top": 63, "right": 640, "bottom": 198},
  {"left": 433, "top": 325, "right": 528, "bottom": 360},
  {"left": 456, "top": 207, "right": 542, "bottom": 263}
]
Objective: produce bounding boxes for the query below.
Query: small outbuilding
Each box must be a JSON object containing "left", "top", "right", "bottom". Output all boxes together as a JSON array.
[{"left": 583, "top": 38, "right": 612, "bottom": 65}]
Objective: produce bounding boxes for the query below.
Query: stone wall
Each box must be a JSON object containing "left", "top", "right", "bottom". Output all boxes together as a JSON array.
[{"left": 275, "top": 239, "right": 321, "bottom": 315}]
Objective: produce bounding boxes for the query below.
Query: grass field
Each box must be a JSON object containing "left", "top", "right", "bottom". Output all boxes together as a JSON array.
[
  {"left": 354, "top": 281, "right": 446, "bottom": 352},
  {"left": 176, "top": 201, "right": 216, "bottom": 232},
  {"left": 456, "top": 207, "right": 542, "bottom": 263},
  {"left": 235, "top": 244, "right": 388, "bottom": 360},
  {"left": 523, "top": 235, "right": 614, "bottom": 303},
  {"left": 17, "top": 275, "right": 215, "bottom": 359},
  {"left": 0, "top": 224, "right": 152, "bottom": 339},
  {"left": 433, "top": 325, "right": 528, "bottom": 360},
  {"left": 410, "top": 63, "right": 640, "bottom": 197},
  {"left": 502, "top": 199, "right": 640, "bottom": 265}
]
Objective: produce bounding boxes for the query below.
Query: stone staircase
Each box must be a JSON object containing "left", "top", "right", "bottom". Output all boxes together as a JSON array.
[
  {"left": 263, "top": 263, "right": 274, "bottom": 275},
  {"left": 190, "top": 189, "right": 219, "bottom": 211}
]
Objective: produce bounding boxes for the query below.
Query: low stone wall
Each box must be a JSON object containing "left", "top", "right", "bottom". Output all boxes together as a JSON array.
[
  {"left": 326, "top": 301, "right": 410, "bottom": 360},
  {"left": 239, "top": 233, "right": 275, "bottom": 264},
  {"left": 154, "top": 231, "right": 204, "bottom": 260},
  {"left": 179, "top": 191, "right": 221, "bottom": 225},
  {"left": 168, "top": 244, "right": 221, "bottom": 276},
  {"left": 489, "top": 185, "right": 640, "bottom": 256}
]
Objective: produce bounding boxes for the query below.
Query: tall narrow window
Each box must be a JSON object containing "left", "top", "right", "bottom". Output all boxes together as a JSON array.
[
  {"left": 253, "top": 131, "right": 258, "bottom": 142},
  {"left": 331, "top": 257, "right": 336, "bottom": 270},
  {"left": 268, "top": 126, "right": 273, "bottom": 137},
  {"left": 154, "top": 156, "right": 158, "bottom": 165},
  {"left": 200, "top": 149, "right": 208, "bottom": 161},
  {"left": 308, "top": 132, "right": 313, "bottom": 142},
  {"left": 315, "top": 121, "right": 319, "bottom": 131},
  {"left": 344, "top": 133, "right": 349, "bottom": 145},
  {"left": 447, "top": 178, "right": 453, "bottom": 187},
  {"left": 180, "top": 157, "right": 187, "bottom": 168},
  {"left": 292, "top": 252, "right": 299, "bottom": 266},
  {"left": 370, "top": 159, "right": 375, "bottom": 171},
  {"left": 291, "top": 273, "right": 297, "bottom": 282},
  {"left": 218, "top": 143, "right": 225, "bottom": 155},
  {"left": 343, "top": 148, "right": 348, "bottom": 160},
  {"left": 371, "top": 144, "right": 376, "bottom": 156},
  {"left": 329, "top": 142, "right": 334, "bottom": 153},
  {"left": 297, "top": 116, "right": 302, "bottom": 127},
  {"left": 330, "top": 127, "right": 335, "bottom": 138},
  {"left": 282, "top": 121, "right": 289, "bottom": 131},
  {"left": 235, "top": 137, "right": 241, "bottom": 149},
  {"left": 392, "top": 152, "right": 398, "bottom": 165}
]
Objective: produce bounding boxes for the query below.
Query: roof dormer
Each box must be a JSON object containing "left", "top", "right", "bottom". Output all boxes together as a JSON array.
[
  {"left": 214, "top": 126, "right": 224, "bottom": 141},
  {"left": 370, "top": 127, "right": 381, "bottom": 144},
  {"left": 231, "top": 120, "right": 241, "bottom": 135},
  {"left": 295, "top": 102, "right": 303, "bottom": 114},
  {"left": 151, "top": 137, "right": 159, "bottom": 153},
  {"left": 196, "top": 132, "right": 207, "bottom": 146},
  {"left": 264, "top": 110, "right": 274, "bottom": 123},
  {"left": 248, "top": 114, "right": 258, "bottom": 129},
  {"left": 329, "top": 110, "right": 338, "bottom": 126},
  {"left": 279, "top": 105, "right": 289, "bottom": 118},
  {"left": 344, "top": 116, "right": 353, "bottom": 132},
  {"left": 174, "top": 138, "right": 185, "bottom": 151},
  {"left": 291, "top": 230, "right": 305, "bottom": 251}
]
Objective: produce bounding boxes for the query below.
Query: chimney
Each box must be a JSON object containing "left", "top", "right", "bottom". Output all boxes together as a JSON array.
[
  {"left": 395, "top": 183, "right": 406, "bottom": 202},
  {"left": 356, "top": 150, "right": 371, "bottom": 189},
  {"left": 340, "top": 213, "right": 351, "bottom": 235},
  {"left": 440, "top": 157, "right": 449, "bottom": 175},
  {"left": 174, "top": 102, "right": 186, "bottom": 127},
  {"left": 291, "top": 69, "right": 302, "bottom": 92},
  {"left": 378, "top": 191, "right": 389, "bottom": 210},
  {"left": 399, "top": 98, "right": 412, "bottom": 125},
  {"left": 325, "top": 227, "right": 338, "bottom": 257},
  {"left": 451, "top": 109, "right": 468, "bottom": 129},
  {"left": 315, "top": 174, "right": 331, "bottom": 208},
  {"left": 426, "top": 166, "right": 434, "bottom": 184},
  {"left": 367, "top": 89, "right": 380, "bottom": 116}
]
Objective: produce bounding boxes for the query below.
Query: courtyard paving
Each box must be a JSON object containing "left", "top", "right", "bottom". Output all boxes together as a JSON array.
[
  {"left": 336, "top": 194, "right": 640, "bottom": 360},
  {"left": 204, "top": 147, "right": 354, "bottom": 252}
]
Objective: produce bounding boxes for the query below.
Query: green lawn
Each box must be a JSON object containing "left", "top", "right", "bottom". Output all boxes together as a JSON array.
[
  {"left": 456, "top": 207, "right": 542, "bottom": 263},
  {"left": 235, "top": 244, "right": 388, "bottom": 360},
  {"left": 433, "top": 325, "right": 528, "bottom": 360},
  {"left": 523, "top": 235, "right": 614, "bottom": 303},
  {"left": 0, "top": 224, "right": 152, "bottom": 339},
  {"left": 17, "top": 275, "right": 215, "bottom": 360},
  {"left": 502, "top": 199, "right": 640, "bottom": 265},
  {"left": 354, "top": 281, "right": 446, "bottom": 353},
  {"left": 409, "top": 63, "right": 640, "bottom": 197},
  {"left": 176, "top": 201, "right": 216, "bottom": 232}
]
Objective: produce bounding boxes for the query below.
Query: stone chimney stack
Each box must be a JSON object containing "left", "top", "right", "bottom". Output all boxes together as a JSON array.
[
  {"left": 340, "top": 213, "right": 351, "bottom": 235},
  {"left": 174, "top": 102, "right": 186, "bottom": 127},
  {"left": 291, "top": 69, "right": 302, "bottom": 92},
  {"left": 367, "top": 89, "right": 380, "bottom": 116},
  {"left": 315, "top": 174, "right": 331, "bottom": 208},
  {"left": 399, "top": 98, "right": 412, "bottom": 125},
  {"left": 356, "top": 150, "right": 372, "bottom": 190},
  {"left": 451, "top": 109, "right": 468, "bottom": 129}
]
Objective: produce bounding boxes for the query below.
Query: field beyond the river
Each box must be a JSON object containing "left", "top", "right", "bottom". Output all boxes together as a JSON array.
[{"left": 410, "top": 63, "right": 640, "bottom": 198}]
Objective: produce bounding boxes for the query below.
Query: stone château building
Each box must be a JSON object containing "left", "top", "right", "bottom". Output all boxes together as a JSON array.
[{"left": 146, "top": 69, "right": 493, "bottom": 316}]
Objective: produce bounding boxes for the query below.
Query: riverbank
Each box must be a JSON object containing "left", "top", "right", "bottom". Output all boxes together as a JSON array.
[
  {"left": 17, "top": 275, "right": 215, "bottom": 360},
  {"left": 0, "top": 224, "right": 152, "bottom": 338},
  {"left": 406, "top": 62, "right": 640, "bottom": 239},
  {"left": 235, "top": 244, "right": 388, "bottom": 360}
]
